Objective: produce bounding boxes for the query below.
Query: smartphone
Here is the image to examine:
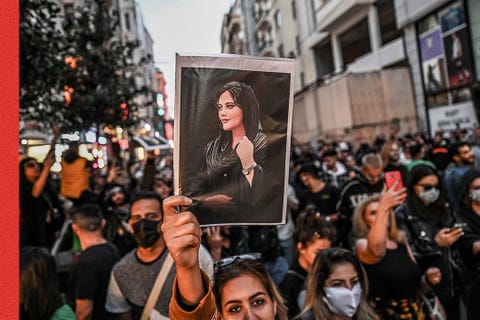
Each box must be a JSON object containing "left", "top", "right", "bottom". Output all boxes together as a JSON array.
[
  {"left": 452, "top": 222, "right": 467, "bottom": 230},
  {"left": 385, "top": 170, "right": 404, "bottom": 191}
]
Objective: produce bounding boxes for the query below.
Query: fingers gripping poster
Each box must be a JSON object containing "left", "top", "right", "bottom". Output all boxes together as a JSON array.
[{"left": 174, "top": 54, "right": 295, "bottom": 226}]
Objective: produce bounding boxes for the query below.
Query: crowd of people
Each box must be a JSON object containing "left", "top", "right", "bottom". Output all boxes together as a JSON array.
[{"left": 19, "top": 126, "right": 480, "bottom": 320}]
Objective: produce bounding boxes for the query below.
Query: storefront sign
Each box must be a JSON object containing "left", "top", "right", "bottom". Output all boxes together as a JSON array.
[{"left": 428, "top": 101, "right": 478, "bottom": 136}]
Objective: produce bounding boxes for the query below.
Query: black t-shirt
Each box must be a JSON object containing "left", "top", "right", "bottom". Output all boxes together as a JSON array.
[
  {"left": 279, "top": 260, "right": 308, "bottom": 319},
  {"left": 68, "top": 242, "right": 119, "bottom": 320},
  {"left": 299, "top": 184, "right": 339, "bottom": 216}
]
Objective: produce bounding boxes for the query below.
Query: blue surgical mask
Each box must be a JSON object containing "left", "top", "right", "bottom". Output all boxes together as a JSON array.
[
  {"left": 323, "top": 283, "right": 362, "bottom": 318},
  {"left": 419, "top": 188, "right": 440, "bottom": 204}
]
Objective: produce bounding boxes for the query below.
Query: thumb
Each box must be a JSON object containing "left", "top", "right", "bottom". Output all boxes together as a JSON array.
[{"left": 162, "top": 195, "right": 193, "bottom": 219}]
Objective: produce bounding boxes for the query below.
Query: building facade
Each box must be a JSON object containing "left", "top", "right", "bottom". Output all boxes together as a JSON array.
[
  {"left": 395, "top": 0, "right": 480, "bottom": 137},
  {"left": 221, "top": 0, "right": 419, "bottom": 145},
  {"left": 59, "top": 0, "right": 160, "bottom": 137}
]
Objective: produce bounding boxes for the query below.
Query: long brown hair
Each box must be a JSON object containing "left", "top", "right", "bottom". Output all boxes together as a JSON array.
[
  {"left": 213, "top": 258, "right": 287, "bottom": 320},
  {"left": 301, "top": 248, "right": 378, "bottom": 320}
]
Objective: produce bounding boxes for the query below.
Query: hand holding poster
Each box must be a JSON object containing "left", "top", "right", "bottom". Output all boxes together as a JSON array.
[{"left": 174, "top": 54, "right": 295, "bottom": 226}]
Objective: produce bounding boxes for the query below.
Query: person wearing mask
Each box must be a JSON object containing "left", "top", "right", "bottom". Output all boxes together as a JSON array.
[
  {"left": 298, "top": 247, "right": 378, "bottom": 320},
  {"left": 395, "top": 164, "right": 463, "bottom": 319},
  {"left": 105, "top": 191, "right": 213, "bottom": 319},
  {"left": 101, "top": 183, "right": 136, "bottom": 257},
  {"left": 444, "top": 142, "right": 475, "bottom": 214},
  {"left": 353, "top": 190, "right": 441, "bottom": 319},
  {"left": 279, "top": 210, "right": 336, "bottom": 319},
  {"left": 337, "top": 153, "right": 385, "bottom": 249},
  {"left": 160, "top": 195, "right": 288, "bottom": 320},
  {"left": 455, "top": 169, "right": 480, "bottom": 320}
]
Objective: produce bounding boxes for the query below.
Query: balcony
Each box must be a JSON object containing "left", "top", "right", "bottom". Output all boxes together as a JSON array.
[{"left": 315, "top": 0, "right": 375, "bottom": 32}]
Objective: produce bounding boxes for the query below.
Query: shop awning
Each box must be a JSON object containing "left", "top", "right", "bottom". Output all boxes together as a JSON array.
[{"left": 132, "top": 135, "right": 171, "bottom": 151}]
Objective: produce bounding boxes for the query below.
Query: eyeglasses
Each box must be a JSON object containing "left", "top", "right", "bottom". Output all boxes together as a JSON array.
[
  {"left": 417, "top": 184, "right": 438, "bottom": 191},
  {"left": 24, "top": 161, "right": 38, "bottom": 168},
  {"left": 365, "top": 173, "right": 384, "bottom": 182},
  {"left": 214, "top": 253, "right": 262, "bottom": 273}
]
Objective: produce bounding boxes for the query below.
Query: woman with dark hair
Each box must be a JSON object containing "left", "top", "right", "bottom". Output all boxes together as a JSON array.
[
  {"left": 299, "top": 247, "right": 378, "bottom": 320},
  {"left": 20, "top": 247, "right": 75, "bottom": 320},
  {"left": 456, "top": 169, "right": 480, "bottom": 320},
  {"left": 395, "top": 164, "right": 463, "bottom": 318},
  {"left": 192, "top": 81, "right": 268, "bottom": 223},
  {"left": 20, "top": 126, "right": 61, "bottom": 248},
  {"left": 279, "top": 209, "right": 336, "bottom": 319},
  {"left": 161, "top": 195, "right": 287, "bottom": 320}
]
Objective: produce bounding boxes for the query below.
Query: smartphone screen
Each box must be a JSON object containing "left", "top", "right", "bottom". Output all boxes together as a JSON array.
[{"left": 385, "top": 170, "right": 404, "bottom": 191}]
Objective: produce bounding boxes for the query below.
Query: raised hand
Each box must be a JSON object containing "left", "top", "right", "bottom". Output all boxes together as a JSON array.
[
  {"left": 161, "top": 195, "right": 201, "bottom": 271},
  {"left": 235, "top": 135, "right": 255, "bottom": 169},
  {"left": 379, "top": 181, "right": 406, "bottom": 211}
]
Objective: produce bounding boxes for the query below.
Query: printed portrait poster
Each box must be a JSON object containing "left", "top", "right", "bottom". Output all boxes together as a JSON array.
[{"left": 174, "top": 54, "right": 295, "bottom": 226}]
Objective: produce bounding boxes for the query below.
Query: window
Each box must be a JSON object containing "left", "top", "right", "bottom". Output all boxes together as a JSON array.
[
  {"left": 278, "top": 44, "right": 285, "bottom": 58},
  {"left": 313, "top": 39, "right": 334, "bottom": 78},
  {"left": 124, "top": 12, "right": 131, "bottom": 31},
  {"left": 296, "top": 35, "right": 301, "bottom": 54},
  {"left": 63, "top": 3, "right": 74, "bottom": 19},
  {"left": 291, "top": 0, "right": 297, "bottom": 20},
  {"left": 300, "top": 72, "right": 305, "bottom": 88},
  {"left": 376, "top": 0, "right": 401, "bottom": 45},
  {"left": 274, "top": 10, "right": 282, "bottom": 30},
  {"left": 339, "top": 18, "right": 371, "bottom": 65}
]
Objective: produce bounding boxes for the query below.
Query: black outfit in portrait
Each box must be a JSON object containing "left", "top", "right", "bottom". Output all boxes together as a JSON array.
[
  {"left": 363, "top": 244, "right": 423, "bottom": 319},
  {"left": 67, "top": 242, "right": 119, "bottom": 320},
  {"left": 279, "top": 259, "right": 308, "bottom": 319},
  {"left": 191, "top": 131, "right": 276, "bottom": 225}
]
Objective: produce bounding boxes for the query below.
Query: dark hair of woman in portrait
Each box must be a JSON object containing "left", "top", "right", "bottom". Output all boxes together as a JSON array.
[
  {"left": 20, "top": 247, "right": 75, "bottom": 320},
  {"left": 213, "top": 256, "right": 288, "bottom": 320},
  {"left": 206, "top": 81, "right": 267, "bottom": 178},
  {"left": 299, "top": 247, "right": 378, "bottom": 320},
  {"left": 395, "top": 164, "right": 463, "bottom": 318}
]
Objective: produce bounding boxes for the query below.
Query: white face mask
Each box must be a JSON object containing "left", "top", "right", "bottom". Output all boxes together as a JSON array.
[
  {"left": 419, "top": 188, "right": 440, "bottom": 204},
  {"left": 471, "top": 189, "right": 480, "bottom": 204},
  {"left": 323, "top": 283, "right": 362, "bottom": 318}
]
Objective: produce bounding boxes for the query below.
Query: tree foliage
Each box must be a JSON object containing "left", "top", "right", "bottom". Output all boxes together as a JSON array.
[
  {"left": 20, "top": 0, "right": 143, "bottom": 131},
  {"left": 20, "top": 0, "right": 67, "bottom": 126}
]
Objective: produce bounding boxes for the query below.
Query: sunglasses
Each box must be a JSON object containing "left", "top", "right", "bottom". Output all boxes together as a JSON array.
[
  {"left": 24, "top": 161, "right": 38, "bottom": 168},
  {"left": 214, "top": 253, "right": 262, "bottom": 273},
  {"left": 417, "top": 184, "right": 438, "bottom": 191}
]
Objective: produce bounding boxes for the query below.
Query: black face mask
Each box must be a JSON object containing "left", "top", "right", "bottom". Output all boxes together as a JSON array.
[{"left": 132, "top": 219, "right": 161, "bottom": 248}]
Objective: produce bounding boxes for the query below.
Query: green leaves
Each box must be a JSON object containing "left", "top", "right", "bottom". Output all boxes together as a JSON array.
[{"left": 20, "top": 0, "right": 141, "bottom": 131}]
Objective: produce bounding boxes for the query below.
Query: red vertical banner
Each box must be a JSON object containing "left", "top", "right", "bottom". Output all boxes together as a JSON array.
[{"left": 0, "top": 0, "right": 19, "bottom": 318}]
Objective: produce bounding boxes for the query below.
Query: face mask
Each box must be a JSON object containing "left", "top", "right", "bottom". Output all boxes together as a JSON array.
[
  {"left": 132, "top": 219, "right": 161, "bottom": 248},
  {"left": 471, "top": 189, "right": 480, "bottom": 204},
  {"left": 323, "top": 283, "right": 362, "bottom": 318},
  {"left": 419, "top": 188, "right": 440, "bottom": 204}
]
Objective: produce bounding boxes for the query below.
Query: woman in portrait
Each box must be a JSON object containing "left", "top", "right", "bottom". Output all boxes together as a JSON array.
[{"left": 192, "top": 81, "right": 268, "bottom": 223}]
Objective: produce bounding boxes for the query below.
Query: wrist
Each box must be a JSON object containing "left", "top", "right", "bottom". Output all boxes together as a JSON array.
[{"left": 242, "top": 162, "right": 257, "bottom": 175}]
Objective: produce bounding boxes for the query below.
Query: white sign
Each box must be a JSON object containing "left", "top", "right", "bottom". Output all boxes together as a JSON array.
[{"left": 428, "top": 101, "right": 478, "bottom": 136}]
